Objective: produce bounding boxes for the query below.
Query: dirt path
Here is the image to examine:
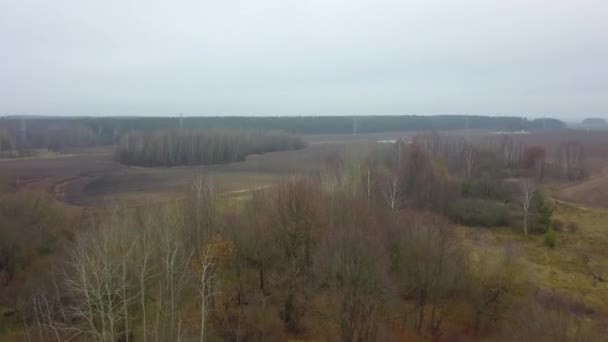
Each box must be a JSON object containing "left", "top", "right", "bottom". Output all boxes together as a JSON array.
[
  {"left": 554, "top": 169, "right": 608, "bottom": 208},
  {"left": 224, "top": 185, "right": 271, "bottom": 195}
]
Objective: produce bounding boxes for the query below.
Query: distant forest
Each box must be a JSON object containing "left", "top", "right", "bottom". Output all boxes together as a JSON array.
[
  {"left": 0, "top": 115, "right": 564, "bottom": 151},
  {"left": 582, "top": 118, "right": 607, "bottom": 125}
]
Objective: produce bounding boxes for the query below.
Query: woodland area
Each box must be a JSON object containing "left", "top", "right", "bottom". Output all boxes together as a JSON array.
[
  {"left": 115, "top": 129, "right": 306, "bottom": 166},
  {"left": 2, "top": 0, "right": 606, "bottom": 339},
  {"left": 0, "top": 115, "right": 564, "bottom": 156},
  {"left": 1, "top": 128, "right": 605, "bottom": 341}
]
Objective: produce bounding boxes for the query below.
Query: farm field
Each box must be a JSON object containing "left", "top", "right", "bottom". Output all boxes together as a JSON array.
[{"left": 0, "top": 134, "right": 378, "bottom": 206}]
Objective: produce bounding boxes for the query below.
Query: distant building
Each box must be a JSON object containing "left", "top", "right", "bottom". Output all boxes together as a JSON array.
[{"left": 376, "top": 138, "right": 411, "bottom": 163}]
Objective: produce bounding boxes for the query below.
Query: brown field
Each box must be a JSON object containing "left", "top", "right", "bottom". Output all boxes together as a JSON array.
[{"left": 0, "top": 135, "right": 381, "bottom": 207}]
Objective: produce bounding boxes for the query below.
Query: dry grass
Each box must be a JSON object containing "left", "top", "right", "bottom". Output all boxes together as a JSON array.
[
  {"left": 554, "top": 163, "right": 608, "bottom": 207},
  {"left": 463, "top": 200, "right": 608, "bottom": 324},
  {"left": 1, "top": 137, "right": 378, "bottom": 207}
]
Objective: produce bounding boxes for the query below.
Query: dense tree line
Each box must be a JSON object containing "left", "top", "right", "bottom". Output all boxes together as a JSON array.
[
  {"left": 115, "top": 129, "right": 307, "bottom": 166},
  {"left": 0, "top": 119, "right": 98, "bottom": 155},
  {"left": 0, "top": 115, "right": 566, "bottom": 149},
  {"left": 0, "top": 128, "right": 27, "bottom": 158},
  {"left": 28, "top": 125, "right": 98, "bottom": 151}
]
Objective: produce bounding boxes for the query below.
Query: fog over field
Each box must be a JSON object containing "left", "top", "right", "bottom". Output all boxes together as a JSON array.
[{"left": 1, "top": 0, "right": 607, "bottom": 117}]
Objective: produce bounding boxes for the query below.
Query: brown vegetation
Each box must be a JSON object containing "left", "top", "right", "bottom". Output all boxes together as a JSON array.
[{"left": 2, "top": 128, "right": 608, "bottom": 341}]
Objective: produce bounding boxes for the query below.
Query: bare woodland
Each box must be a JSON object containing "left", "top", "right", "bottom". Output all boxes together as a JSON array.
[
  {"left": 115, "top": 130, "right": 306, "bottom": 166},
  {"left": 1, "top": 129, "right": 602, "bottom": 341}
]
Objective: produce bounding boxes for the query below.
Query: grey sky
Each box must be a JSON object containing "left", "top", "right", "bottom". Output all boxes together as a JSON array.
[{"left": 1, "top": 0, "right": 607, "bottom": 118}]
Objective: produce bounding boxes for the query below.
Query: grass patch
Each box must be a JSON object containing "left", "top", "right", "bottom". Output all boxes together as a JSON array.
[{"left": 462, "top": 200, "right": 608, "bottom": 322}]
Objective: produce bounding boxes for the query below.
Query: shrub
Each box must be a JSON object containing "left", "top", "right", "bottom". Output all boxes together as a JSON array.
[
  {"left": 461, "top": 178, "right": 510, "bottom": 201},
  {"left": 447, "top": 198, "right": 511, "bottom": 227},
  {"left": 544, "top": 229, "right": 556, "bottom": 248},
  {"left": 530, "top": 192, "right": 553, "bottom": 234}
]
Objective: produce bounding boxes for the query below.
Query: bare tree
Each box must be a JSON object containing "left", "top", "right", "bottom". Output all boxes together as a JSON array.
[
  {"left": 364, "top": 163, "right": 377, "bottom": 206},
  {"left": 466, "top": 245, "right": 514, "bottom": 335},
  {"left": 534, "top": 157, "right": 545, "bottom": 181},
  {"left": 502, "top": 136, "right": 525, "bottom": 169},
  {"left": 193, "top": 232, "right": 235, "bottom": 342},
  {"left": 520, "top": 179, "right": 536, "bottom": 235},
  {"left": 443, "top": 136, "right": 467, "bottom": 170},
  {"left": 558, "top": 141, "right": 585, "bottom": 181},
  {"left": 463, "top": 144, "right": 477, "bottom": 178},
  {"left": 138, "top": 230, "right": 152, "bottom": 342},
  {"left": 155, "top": 204, "right": 192, "bottom": 341},
  {"left": 319, "top": 153, "right": 344, "bottom": 194},
  {"left": 234, "top": 190, "right": 277, "bottom": 293},
  {"left": 323, "top": 240, "right": 384, "bottom": 342},
  {"left": 59, "top": 216, "right": 138, "bottom": 341},
  {"left": 190, "top": 175, "right": 219, "bottom": 245},
  {"left": 390, "top": 215, "right": 466, "bottom": 340},
  {"left": 313, "top": 188, "right": 388, "bottom": 342},
  {"left": 413, "top": 132, "right": 442, "bottom": 157},
  {"left": 194, "top": 247, "right": 216, "bottom": 342},
  {"left": 272, "top": 178, "right": 319, "bottom": 332},
  {"left": 523, "top": 145, "right": 546, "bottom": 181},
  {"left": 382, "top": 176, "right": 403, "bottom": 212},
  {"left": 34, "top": 204, "right": 197, "bottom": 342},
  {"left": 396, "top": 144, "right": 455, "bottom": 212}
]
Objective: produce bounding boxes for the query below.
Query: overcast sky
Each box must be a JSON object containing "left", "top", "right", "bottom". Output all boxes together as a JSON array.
[{"left": 1, "top": 0, "right": 607, "bottom": 118}]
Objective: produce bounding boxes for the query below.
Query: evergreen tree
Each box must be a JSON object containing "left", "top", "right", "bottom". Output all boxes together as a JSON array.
[{"left": 530, "top": 192, "right": 553, "bottom": 233}]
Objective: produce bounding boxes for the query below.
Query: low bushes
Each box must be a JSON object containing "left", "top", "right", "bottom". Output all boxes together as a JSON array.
[
  {"left": 544, "top": 229, "right": 556, "bottom": 248},
  {"left": 447, "top": 198, "right": 511, "bottom": 227},
  {"left": 529, "top": 192, "right": 553, "bottom": 234},
  {"left": 461, "top": 178, "right": 510, "bottom": 201}
]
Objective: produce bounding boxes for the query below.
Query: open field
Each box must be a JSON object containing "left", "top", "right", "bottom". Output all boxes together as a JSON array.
[
  {"left": 464, "top": 200, "right": 608, "bottom": 318},
  {"left": 0, "top": 134, "right": 381, "bottom": 206}
]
